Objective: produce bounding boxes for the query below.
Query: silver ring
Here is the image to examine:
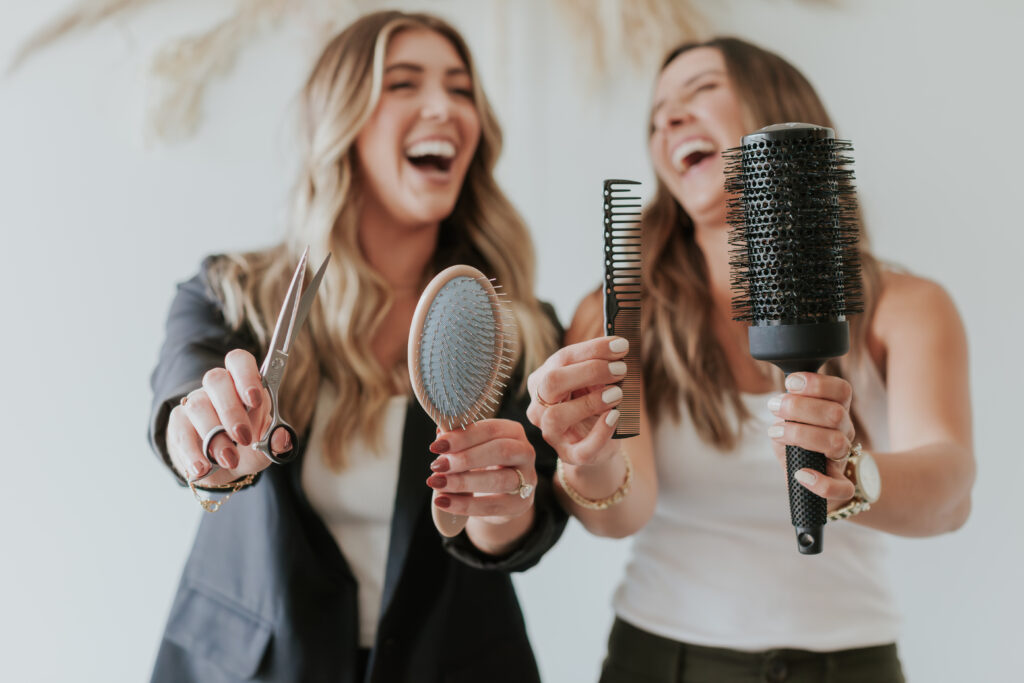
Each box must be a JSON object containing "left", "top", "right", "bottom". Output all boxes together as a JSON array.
[
  {"left": 202, "top": 425, "right": 229, "bottom": 464},
  {"left": 512, "top": 467, "right": 534, "bottom": 499}
]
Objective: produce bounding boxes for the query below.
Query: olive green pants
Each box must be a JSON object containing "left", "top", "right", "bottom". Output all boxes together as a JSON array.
[{"left": 599, "top": 619, "right": 905, "bottom": 683}]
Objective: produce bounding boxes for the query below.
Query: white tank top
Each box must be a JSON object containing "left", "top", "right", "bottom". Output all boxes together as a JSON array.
[
  {"left": 302, "top": 384, "right": 407, "bottom": 648},
  {"left": 613, "top": 360, "right": 900, "bottom": 651}
]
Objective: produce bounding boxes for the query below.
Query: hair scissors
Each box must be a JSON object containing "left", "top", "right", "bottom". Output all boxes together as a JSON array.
[{"left": 202, "top": 247, "right": 331, "bottom": 471}]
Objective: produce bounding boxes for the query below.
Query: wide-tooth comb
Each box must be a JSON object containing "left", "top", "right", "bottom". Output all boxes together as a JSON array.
[{"left": 603, "top": 179, "right": 642, "bottom": 439}]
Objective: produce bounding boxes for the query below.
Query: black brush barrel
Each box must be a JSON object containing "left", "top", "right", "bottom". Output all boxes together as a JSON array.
[{"left": 727, "top": 123, "right": 863, "bottom": 556}]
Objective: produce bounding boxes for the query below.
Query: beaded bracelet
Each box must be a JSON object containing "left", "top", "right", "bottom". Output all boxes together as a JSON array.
[{"left": 556, "top": 450, "right": 633, "bottom": 510}]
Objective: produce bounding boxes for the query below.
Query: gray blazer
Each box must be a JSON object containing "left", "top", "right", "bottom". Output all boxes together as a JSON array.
[{"left": 148, "top": 261, "right": 567, "bottom": 682}]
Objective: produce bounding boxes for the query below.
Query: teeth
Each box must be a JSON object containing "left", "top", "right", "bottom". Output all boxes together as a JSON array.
[
  {"left": 671, "top": 138, "right": 715, "bottom": 171},
  {"left": 406, "top": 139, "right": 456, "bottom": 159}
]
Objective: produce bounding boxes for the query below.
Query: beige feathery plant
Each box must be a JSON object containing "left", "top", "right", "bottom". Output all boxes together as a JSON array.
[{"left": 6, "top": 0, "right": 743, "bottom": 141}]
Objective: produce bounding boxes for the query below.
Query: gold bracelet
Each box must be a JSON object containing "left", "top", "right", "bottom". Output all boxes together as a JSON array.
[
  {"left": 556, "top": 450, "right": 633, "bottom": 510},
  {"left": 188, "top": 472, "right": 257, "bottom": 513}
]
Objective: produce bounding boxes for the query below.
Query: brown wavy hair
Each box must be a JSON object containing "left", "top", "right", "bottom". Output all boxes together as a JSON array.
[
  {"left": 208, "top": 11, "right": 558, "bottom": 470},
  {"left": 643, "top": 37, "right": 882, "bottom": 449}
]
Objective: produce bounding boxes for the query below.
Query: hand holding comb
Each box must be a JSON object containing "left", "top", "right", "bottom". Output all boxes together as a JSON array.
[
  {"left": 725, "top": 123, "right": 863, "bottom": 555},
  {"left": 408, "top": 265, "right": 516, "bottom": 537}
]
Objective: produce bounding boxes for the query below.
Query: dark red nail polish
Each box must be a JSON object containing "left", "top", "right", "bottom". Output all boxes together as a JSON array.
[
  {"left": 430, "top": 457, "right": 450, "bottom": 472},
  {"left": 435, "top": 496, "right": 451, "bottom": 509},
  {"left": 430, "top": 439, "right": 450, "bottom": 454},
  {"left": 221, "top": 447, "right": 239, "bottom": 469},
  {"left": 236, "top": 424, "right": 252, "bottom": 446},
  {"left": 427, "top": 475, "right": 447, "bottom": 489}
]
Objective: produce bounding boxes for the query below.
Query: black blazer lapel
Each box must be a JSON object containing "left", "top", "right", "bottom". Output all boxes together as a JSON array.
[{"left": 378, "top": 399, "right": 435, "bottom": 617}]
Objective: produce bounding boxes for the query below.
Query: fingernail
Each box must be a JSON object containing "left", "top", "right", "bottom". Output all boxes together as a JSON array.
[
  {"left": 605, "top": 409, "right": 620, "bottom": 427},
  {"left": 767, "top": 395, "right": 782, "bottom": 413},
  {"left": 609, "top": 337, "right": 629, "bottom": 353},
  {"left": 427, "top": 475, "right": 447, "bottom": 489},
  {"left": 220, "top": 446, "right": 239, "bottom": 469},
  {"left": 280, "top": 432, "right": 292, "bottom": 450},
  {"left": 786, "top": 374, "right": 806, "bottom": 391},
  {"left": 602, "top": 386, "right": 623, "bottom": 404},
  {"left": 246, "top": 388, "right": 262, "bottom": 408},
  {"left": 609, "top": 361, "right": 627, "bottom": 376},
  {"left": 794, "top": 470, "right": 817, "bottom": 486},
  {"left": 767, "top": 424, "right": 785, "bottom": 438},
  {"left": 430, "top": 457, "right": 450, "bottom": 472},
  {"left": 435, "top": 496, "right": 451, "bottom": 509},
  {"left": 188, "top": 461, "right": 204, "bottom": 477},
  {"left": 430, "top": 439, "right": 450, "bottom": 454},
  {"left": 235, "top": 424, "right": 252, "bottom": 446}
]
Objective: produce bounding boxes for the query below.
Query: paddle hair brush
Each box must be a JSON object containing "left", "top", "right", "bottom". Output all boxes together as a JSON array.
[
  {"left": 603, "top": 179, "right": 642, "bottom": 439},
  {"left": 725, "top": 123, "right": 863, "bottom": 555},
  {"left": 408, "top": 264, "right": 516, "bottom": 537}
]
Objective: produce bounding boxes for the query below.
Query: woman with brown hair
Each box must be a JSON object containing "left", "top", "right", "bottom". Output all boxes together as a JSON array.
[
  {"left": 527, "top": 37, "right": 974, "bottom": 682},
  {"left": 147, "top": 10, "right": 563, "bottom": 682}
]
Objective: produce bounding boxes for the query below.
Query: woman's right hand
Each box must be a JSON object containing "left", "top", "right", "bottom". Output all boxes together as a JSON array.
[
  {"left": 166, "top": 349, "right": 292, "bottom": 485},
  {"left": 526, "top": 336, "right": 629, "bottom": 467}
]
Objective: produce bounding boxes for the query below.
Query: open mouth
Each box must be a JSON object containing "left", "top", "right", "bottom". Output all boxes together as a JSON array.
[
  {"left": 671, "top": 138, "right": 716, "bottom": 173},
  {"left": 405, "top": 139, "right": 456, "bottom": 174}
]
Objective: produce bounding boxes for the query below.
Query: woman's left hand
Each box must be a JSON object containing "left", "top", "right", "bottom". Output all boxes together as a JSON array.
[
  {"left": 768, "top": 372, "right": 857, "bottom": 506},
  {"left": 426, "top": 418, "right": 537, "bottom": 526}
]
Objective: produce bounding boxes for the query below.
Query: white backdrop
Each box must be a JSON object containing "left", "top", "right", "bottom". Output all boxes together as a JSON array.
[{"left": 1, "top": 1, "right": 1020, "bottom": 681}]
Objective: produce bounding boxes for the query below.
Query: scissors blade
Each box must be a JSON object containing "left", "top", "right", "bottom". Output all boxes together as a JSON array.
[
  {"left": 261, "top": 247, "right": 309, "bottom": 377},
  {"left": 284, "top": 252, "right": 331, "bottom": 352}
]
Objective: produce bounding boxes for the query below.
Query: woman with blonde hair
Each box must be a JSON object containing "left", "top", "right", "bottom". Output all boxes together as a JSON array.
[
  {"left": 527, "top": 37, "right": 974, "bottom": 682},
  {"left": 148, "top": 10, "right": 563, "bottom": 682}
]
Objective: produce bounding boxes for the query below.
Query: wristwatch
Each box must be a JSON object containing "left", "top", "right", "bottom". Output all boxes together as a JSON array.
[{"left": 827, "top": 445, "right": 882, "bottom": 522}]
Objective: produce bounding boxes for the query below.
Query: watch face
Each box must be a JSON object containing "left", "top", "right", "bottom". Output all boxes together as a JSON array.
[{"left": 858, "top": 453, "right": 882, "bottom": 502}]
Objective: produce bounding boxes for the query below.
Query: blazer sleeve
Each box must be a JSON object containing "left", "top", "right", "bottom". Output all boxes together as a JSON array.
[
  {"left": 442, "top": 303, "right": 569, "bottom": 572},
  {"left": 147, "top": 258, "right": 260, "bottom": 485}
]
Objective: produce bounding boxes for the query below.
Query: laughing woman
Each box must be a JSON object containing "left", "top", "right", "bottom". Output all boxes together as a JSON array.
[{"left": 147, "top": 11, "right": 563, "bottom": 683}]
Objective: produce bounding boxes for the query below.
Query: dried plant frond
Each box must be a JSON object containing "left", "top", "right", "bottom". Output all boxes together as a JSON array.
[
  {"left": 146, "top": 0, "right": 288, "bottom": 141},
  {"left": 9, "top": 0, "right": 163, "bottom": 73}
]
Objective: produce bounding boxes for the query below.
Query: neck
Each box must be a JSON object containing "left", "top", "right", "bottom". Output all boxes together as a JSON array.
[{"left": 358, "top": 202, "right": 439, "bottom": 294}]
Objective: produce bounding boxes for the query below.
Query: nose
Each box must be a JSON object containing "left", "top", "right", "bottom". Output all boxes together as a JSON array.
[
  {"left": 654, "top": 100, "right": 692, "bottom": 133},
  {"left": 420, "top": 85, "right": 453, "bottom": 122}
]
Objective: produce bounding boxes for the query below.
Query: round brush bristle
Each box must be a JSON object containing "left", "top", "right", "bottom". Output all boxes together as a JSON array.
[{"left": 725, "top": 123, "right": 863, "bottom": 324}]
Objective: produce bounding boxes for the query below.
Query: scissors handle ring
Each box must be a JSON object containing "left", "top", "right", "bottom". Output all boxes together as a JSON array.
[{"left": 255, "top": 372, "right": 299, "bottom": 465}]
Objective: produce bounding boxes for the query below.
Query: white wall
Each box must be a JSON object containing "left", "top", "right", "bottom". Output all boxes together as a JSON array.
[{"left": 1, "top": 1, "right": 1020, "bottom": 681}]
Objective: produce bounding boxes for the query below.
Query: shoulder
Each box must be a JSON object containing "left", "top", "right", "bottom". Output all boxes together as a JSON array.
[
  {"left": 870, "top": 269, "right": 967, "bottom": 353},
  {"left": 566, "top": 287, "right": 603, "bottom": 345}
]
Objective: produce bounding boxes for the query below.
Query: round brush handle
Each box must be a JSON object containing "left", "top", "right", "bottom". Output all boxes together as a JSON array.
[{"left": 786, "top": 444, "right": 827, "bottom": 555}]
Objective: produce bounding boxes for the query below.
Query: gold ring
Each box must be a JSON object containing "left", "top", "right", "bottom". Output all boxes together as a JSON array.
[
  {"left": 829, "top": 441, "right": 860, "bottom": 462},
  {"left": 536, "top": 394, "right": 559, "bottom": 408},
  {"left": 512, "top": 467, "right": 534, "bottom": 499}
]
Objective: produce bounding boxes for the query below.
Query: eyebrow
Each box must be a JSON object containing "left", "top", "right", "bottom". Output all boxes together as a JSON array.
[
  {"left": 650, "top": 68, "right": 725, "bottom": 118},
  {"left": 384, "top": 63, "right": 470, "bottom": 77}
]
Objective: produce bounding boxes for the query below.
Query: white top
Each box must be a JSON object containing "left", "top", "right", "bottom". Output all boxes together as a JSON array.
[
  {"left": 614, "top": 361, "right": 900, "bottom": 652},
  {"left": 302, "top": 385, "right": 407, "bottom": 648}
]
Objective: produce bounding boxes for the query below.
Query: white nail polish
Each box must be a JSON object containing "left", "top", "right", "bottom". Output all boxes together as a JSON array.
[
  {"left": 602, "top": 386, "right": 623, "bottom": 404},
  {"left": 794, "top": 470, "right": 817, "bottom": 486},
  {"left": 609, "top": 337, "right": 629, "bottom": 353},
  {"left": 786, "top": 374, "right": 807, "bottom": 391},
  {"left": 767, "top": 395, "right": 782, "bottom": 412},
  {"left": 605, "top": 409, "right": 620, "bottom": 426},
  {"left": 609, "top": 361, "right": 627, "bottom": 376},
  {"left": 767, "top": 424, "right": 784, "bottom": 438}
]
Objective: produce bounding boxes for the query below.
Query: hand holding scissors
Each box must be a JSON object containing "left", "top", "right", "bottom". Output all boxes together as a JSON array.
[{"left": 167, "top": 248, "right": 330, "bottom": 485}]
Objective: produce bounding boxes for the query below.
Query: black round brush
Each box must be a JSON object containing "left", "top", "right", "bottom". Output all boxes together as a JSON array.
[{"left": 725, "top": 123, "right": 863, "bottom": 555}]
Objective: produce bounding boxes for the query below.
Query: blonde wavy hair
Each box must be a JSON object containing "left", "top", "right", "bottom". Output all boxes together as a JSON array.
[
  {"left": 207, "top": 10, "right": 558, "bottom": 470},
  {"left": 643, "top": 37, "right": 882, "bottom": 450}
]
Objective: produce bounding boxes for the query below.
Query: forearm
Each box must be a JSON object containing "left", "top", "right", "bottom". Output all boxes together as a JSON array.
[
  {"left": 557, "top": 439, "right": 656, "bottom": 538},
  {"left": 852, "top": 441, "right": 974, "bottom": 537},
  {"left": 465, "top": 506, "right": 536, "bottom": 556}
]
